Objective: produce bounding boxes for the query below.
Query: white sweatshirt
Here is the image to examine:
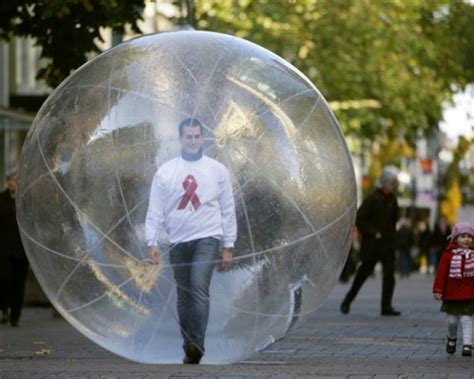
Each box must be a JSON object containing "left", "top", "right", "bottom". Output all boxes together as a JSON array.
[{"left": 145, "top": 155, "right": 237, "bottom": 248}]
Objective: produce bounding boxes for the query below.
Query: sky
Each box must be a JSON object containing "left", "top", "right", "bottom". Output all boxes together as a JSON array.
[{"left": 439, "top": 85, "right": 474, "bottom": 141}]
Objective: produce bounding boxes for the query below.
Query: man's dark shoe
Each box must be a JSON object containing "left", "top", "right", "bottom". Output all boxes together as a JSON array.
[
  {"left": 381, "top": 308, "right": 401, "bottom": 316},
  {"left": 10, "top": 321, "right": 19, "bottom": 327},
  {"left": 183, "top": 343, "right": 203, "bottom": 364},
  {"left": 340, "top": 299, "right": 350, "bottom": 315}
]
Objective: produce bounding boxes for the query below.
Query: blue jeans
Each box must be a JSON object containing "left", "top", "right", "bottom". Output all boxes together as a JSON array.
[{"left": 169, "top": 237, "right": 220, "bottom": 353}]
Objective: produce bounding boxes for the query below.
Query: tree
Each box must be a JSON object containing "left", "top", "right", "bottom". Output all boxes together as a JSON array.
[
  {"left": 3, "top": 0, "right": 474, "bottom": 143},
  {"left": 194, "top": 0, "right": 474, "bottom": 144},
  {"left": 0, "top": 0, "right": 145, "bottom": 88},
  {"left": 2, "top": 0, "right": 474, "bottom": 167}
]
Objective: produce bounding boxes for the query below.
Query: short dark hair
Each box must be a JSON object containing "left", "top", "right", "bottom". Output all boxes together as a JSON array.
[{"left": 178, "top": 118, "right": 204, "bottom": 137}]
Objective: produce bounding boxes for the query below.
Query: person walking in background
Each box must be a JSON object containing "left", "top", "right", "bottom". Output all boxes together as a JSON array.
[
  {"left": 0, "top": 171, "right": 28, "bottom": 327},
  {"left": 429, "top": 216, "right": 451, "bottom": 273},
  {"left": 416, "top": 219, "right": 431, "bottom": 274},
  {"left": 146, "top": 118, "right": 237, "bottom": 364},
  {"left": 340, "top": 166, "right": 400, "bottom": 316},
  {"left": 433, "top": 222, "right": 474, "bottom": 357},
  {"left": 396, "top": 217, "right": 415, "bottom": 278}
]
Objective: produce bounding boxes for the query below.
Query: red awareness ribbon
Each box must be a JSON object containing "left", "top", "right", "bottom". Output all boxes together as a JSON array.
[{"left": 177, "top": 175, "right": 201, "bottom": 210}]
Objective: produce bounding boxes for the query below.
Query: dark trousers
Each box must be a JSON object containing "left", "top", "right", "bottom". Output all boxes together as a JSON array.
[
  {"left": 0, "top": 279, "right": 9, "bottom": 318},
  {"left": 343, "top": 255, "right": 396, "bottom": 311},
  {"left": 169, "top": 237, "right": 220, "bottom": 353},
  {"left": 1, "top": 260, "right": 29, "bottom": 324}
]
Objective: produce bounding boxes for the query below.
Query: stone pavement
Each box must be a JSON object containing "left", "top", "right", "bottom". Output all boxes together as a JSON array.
[{"left": 1, "top": 272, "right": 474, "bottom": 378}]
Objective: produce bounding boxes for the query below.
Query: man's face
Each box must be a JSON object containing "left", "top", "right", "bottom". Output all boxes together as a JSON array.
[
  {"left": 7, "top": 175, "right": 16, "bottom": 194},
  {"left": 180, "top": 125, "right": 203, "bottom": 155}
]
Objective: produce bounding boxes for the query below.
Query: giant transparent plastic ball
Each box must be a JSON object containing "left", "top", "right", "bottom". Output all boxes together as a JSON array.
[{"left": 17, "top": 31, "right": 356, "bottom": 364}]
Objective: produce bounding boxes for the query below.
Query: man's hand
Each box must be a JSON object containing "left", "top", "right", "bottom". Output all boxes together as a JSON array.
[
  {"left": 148, "top": 246, "right": 161, "bottom": 265},
  {"left": 218, "top": 248, "right": 233, "bottom": 271},
  {"left": 434, "top": 292, "right": 442, "bottom": 301}
]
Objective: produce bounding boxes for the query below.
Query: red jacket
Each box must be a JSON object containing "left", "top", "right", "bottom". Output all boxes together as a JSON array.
[{"left": 433, "top": 243, "right": 474, "bottom": 301}]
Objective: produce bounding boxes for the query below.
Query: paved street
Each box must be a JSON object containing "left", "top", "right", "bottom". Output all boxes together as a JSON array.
[{"left": 1, "top": 272, "right": 474, "bottom": 378}]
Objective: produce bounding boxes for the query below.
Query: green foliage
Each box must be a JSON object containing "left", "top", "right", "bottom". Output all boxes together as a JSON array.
[
  {"left": 195, "top": 0, "right": 474, "bottom": 143},
  {"left": 445, "top": 136, "right": 472, "bottom": 188},
  {"left": 0, "top": 0, "right": 144, "bottom": 87},
  {"left": 1, "top": 0, "right": 474, "bottom": 148}
]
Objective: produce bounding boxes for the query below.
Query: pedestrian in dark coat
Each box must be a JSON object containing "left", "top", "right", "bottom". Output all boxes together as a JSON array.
[
  {"left": 433, "top": 222, "right": 474, "bottom": 357},
  {"left": 396, "top": 217, "right": 415, "bottom": 277},
  {"left": 415, "top": 220, "right": 431, "bottom": 274},
  {"left": 340, "top": 166, "right": 400, "bottom": 316},
  {"left": 0, "top": 171, "right": 28, "bottom": 326}
]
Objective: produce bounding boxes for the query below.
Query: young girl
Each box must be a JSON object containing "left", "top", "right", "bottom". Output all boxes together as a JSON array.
[{"left": 433, "top": 222, "right": 474, "bottom": 356}]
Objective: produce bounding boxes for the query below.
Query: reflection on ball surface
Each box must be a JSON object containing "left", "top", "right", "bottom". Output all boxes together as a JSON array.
[{"left": 17, "top": 31, "right": 356, "bottom": 364}]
